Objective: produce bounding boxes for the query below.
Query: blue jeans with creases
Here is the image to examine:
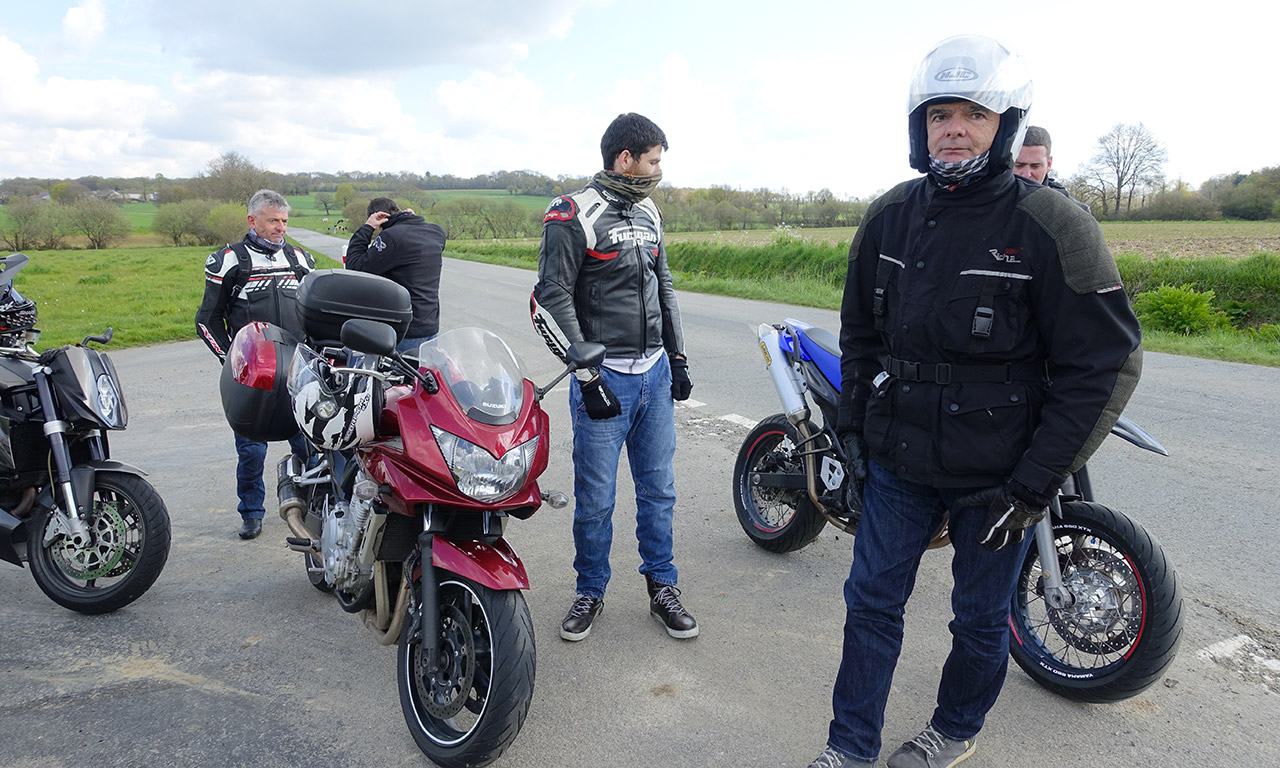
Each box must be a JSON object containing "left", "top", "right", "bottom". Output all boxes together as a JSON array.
[
  {"left": 567, "top": 354, "right": 678, "bottom": 598},
  {"left": 235, "top": 431, "right": 310, "bottom": 521},
  {"left": 826, "top": 460, "right": 1033, "bottom": 763}
]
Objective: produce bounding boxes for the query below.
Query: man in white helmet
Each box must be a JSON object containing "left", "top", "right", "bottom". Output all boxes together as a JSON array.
[{"left": 808, "top": 36, "right": 1142, "bottom": 768}]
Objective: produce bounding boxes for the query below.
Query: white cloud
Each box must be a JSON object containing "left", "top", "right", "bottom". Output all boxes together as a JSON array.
[{"left": 62, "top": 0, "right": 107, "bottom": 53}]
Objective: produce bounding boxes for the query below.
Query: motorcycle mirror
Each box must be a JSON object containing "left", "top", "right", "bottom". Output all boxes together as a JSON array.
[
  {"left": 340, "top": 319, "right": 397, "bottom": 356},
  {"left": 566, "top": 341, "right": 606, "bottom": 371}
]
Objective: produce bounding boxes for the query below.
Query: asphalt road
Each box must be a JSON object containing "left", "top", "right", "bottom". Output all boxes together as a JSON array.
[{"left": 1, "top": 232, "right": 1277, "bottom": 768}]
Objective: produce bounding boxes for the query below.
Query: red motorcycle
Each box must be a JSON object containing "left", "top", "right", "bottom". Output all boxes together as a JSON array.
[{"left": 221, "top": 270, "right": 602, "bottom": 767}]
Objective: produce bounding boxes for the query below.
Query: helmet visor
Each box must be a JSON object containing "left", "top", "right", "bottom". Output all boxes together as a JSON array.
[{"left": 907, "top": 34, "right": 1032, "bottom": 116}]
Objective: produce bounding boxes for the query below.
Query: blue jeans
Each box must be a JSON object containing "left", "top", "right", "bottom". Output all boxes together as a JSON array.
[
  {"left": 567, "top": 354, "right": 678, "bottom": 598},
  {"left": 235, "top": 431, "right": 310, "bottom": 521},
  {"left": 396, "top": 335, "right": 433, "bottom": 356},
  {"left": 827, "top": 461, "right": 1033, "bottom": 763}
]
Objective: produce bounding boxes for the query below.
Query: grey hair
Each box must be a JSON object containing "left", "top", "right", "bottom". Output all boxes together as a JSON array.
[
  {"left": 247, "top": 189, "right": 290, "bottom": 215},
  {"left": 1022, "top": 125, "right": 1051, "bottom": 155}
]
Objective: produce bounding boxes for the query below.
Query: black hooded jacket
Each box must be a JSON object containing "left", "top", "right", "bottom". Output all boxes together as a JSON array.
[{"left": 345, "top": 211, "right": 446, "bottom": 338}]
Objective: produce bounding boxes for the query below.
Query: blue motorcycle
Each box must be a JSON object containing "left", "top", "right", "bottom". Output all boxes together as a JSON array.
[{"left": 734, "top": 318, "right": 1183, "bottom": 703}]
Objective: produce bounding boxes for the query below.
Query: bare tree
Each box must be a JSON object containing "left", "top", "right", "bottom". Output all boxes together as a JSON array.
[
  {"left": 1085, "top": 123, "right": 1168, "bottom": 215},
  {"left": 199, "top": 151, "right": 274, "bottom": 204}
]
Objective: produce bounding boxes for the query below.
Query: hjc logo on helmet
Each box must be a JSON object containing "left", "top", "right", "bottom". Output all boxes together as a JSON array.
[{"left": 934, "top": 62, "right": 979, "bottom": 82}]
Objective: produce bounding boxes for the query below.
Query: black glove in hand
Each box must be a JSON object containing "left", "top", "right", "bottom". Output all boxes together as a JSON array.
[
  {"left": 670, "top": 355, "right": 692, "bottom": 401},
  {"left": 840, "top": 432, "right": 868, "bottom": 512},
  {"left": 958, "top": 480, "right": 1050, "bottom": 552},
  {"left": 579, "top": 375, "right": 622, "bottom": 420}
]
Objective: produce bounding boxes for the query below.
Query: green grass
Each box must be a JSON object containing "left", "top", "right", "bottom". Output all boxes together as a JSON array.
[{"left": 16, "top": 243, "right": 341, "bottom": 349}]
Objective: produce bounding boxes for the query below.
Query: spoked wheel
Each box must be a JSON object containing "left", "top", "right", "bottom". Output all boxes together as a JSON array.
[
  {"left": 27, "top": 471, "right": 171, "bottom": 614},
  {"left": 398, "top": 574, "right": 535, "bottom": 768},
  {"left": 733, "top": 414, "right": 828, "bottom": 553},
  {"left": 1009, "top": 500, "right": 1184, "bottom": 702}
]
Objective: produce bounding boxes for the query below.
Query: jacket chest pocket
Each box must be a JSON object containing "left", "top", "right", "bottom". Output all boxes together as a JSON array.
[
  {"left": 940, "top": 270, "right": 1031, "bottom": 355},
  {"left": 871, "top": 255, "right": 907, "bottom": 344}
]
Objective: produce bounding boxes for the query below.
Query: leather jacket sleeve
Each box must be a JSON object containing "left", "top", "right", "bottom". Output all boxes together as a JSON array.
[
  {"left": 532, "top": 218, "right": 588, "bottom": 349},
  {"left": 194, "top": 251, "right": 236, "bottom": 361},
  {"left": 654, "top": 238, "right": 685, "bottom": 355}
]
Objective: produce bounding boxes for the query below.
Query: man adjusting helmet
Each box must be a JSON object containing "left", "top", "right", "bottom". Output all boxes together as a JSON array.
[{"left": 807, "top": 36, "right": 1142, "bottom": 768}]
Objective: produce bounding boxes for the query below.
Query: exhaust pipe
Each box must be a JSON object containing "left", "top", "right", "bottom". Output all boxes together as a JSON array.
[
  {"left": 276, "top": 455, "right": 312, "bottom": 541},
  {"left": 757, "top": 324, "right": 810, "bottom": 424}
]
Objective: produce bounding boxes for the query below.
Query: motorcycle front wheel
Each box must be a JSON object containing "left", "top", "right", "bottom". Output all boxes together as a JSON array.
[
  {"left": 398, "top": 574, "right": 535, "bottom": 768},
  {"left": 27, "top": 471, "right": 172, "bottom": 615},
  {"left": 733, "top": 414, "right": 828, "bottom": 553},
  {"left": 1009, "top": 500, "right": 1184, "bottom": 702}
]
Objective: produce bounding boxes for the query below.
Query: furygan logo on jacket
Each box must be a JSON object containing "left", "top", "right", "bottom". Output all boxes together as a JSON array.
[{"left": 606, "top": 225, "right": 659, "bottom": 246}]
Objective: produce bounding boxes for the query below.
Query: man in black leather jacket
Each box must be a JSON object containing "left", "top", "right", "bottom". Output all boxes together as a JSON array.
[
  {"left": 807, "top": 37, "right": 1141, "bottom": 768},
  {"left": 195, "top": 189, "right": 313, "bottom": 540},
  {"left": 345, "top": 197, "right": 446, "bottom": 354},
  {"left": 530, "top": 112, "right": 698, "bottom": 643}
]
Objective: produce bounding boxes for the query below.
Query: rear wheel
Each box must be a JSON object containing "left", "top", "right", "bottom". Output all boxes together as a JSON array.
[
  {"left": 733, "top": 414, "right": 828, "bottom": 553},
  {"left": 1009, "top": 500, "right": 1184, "bottom": 702},
  {"left": 398, "top": 574, "right": 535, "bottom": 767},
  {"left": 28, "top": 472, "right": 171, "bottom": 614}
]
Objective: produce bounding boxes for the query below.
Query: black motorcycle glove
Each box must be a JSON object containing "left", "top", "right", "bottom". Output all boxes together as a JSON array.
[
  {"left": 840, "top": 432, "right": 868, "bottom": 513},
  {"left": 958, "top": 480, "right": 1051, "bottom": 552},
  {"left": 580, "top": 375, "right": 622, "bottom": 420},
  {"left": 670, "top": 355, "right": 693, "bottom": 401}
]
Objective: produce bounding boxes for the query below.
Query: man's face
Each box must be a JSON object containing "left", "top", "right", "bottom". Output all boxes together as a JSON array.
[
  {"left": 615, "top": 145, "right": 663, "bottom": 177},
  {"left": 925, "top": 101, "right": 999, "bottom": 162},
  {"left": 247, "top": 206, "right": 288, "bottom": 243},
  {"left": 1013, "top": 144, "right": 1053, "bottom": 184}
]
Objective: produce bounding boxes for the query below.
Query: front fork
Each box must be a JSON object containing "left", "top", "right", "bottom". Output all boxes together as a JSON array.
[
  {"left": 34, "top": 367, "right": 92, "bottom": 548},
  {"left": 1033, "top": 496, "right": 1074, "bottom": 610}
]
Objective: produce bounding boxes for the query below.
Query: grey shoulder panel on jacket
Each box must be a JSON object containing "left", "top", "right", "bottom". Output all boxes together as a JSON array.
[
  {"left": 1019, "top": 186, "right": 1121, "bottom": 294},
  {"left": 850, "top": 180, "right": 914, "bottom": 263}
]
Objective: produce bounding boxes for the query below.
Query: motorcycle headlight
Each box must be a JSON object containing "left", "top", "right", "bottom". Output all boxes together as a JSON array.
[
  {"left": 93, "top": 373, "right": 126, "bottom": 428},
  {"left": 431, "top": 426, "right": 537, "bottom": 503}
]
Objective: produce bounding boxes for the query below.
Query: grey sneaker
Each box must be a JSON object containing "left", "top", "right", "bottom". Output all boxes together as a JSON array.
[
  {"left": 886, "top": 724, "right": 976, "bottom": 768},
  {"left": 807, "top": 746, "right": 856, "bottom": 767}
]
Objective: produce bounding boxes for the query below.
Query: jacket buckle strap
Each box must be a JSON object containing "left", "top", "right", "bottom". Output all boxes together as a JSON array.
[
  {"left": 971, "top": 306, "right": 994, "bottom": 338},
  {"left": 872, "top": 287, "right": 886, "bottom": 317},
  {"left": 934, "top": 363, "right": 952, "bottom": 385},
  {"left": 898, "top": 359, "right": 919, "bottom": 381}
]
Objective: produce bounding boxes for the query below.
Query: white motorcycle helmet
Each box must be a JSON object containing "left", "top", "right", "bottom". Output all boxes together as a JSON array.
[
  {"left": 287, "top": 345, "right": 379, "bottom": 451},
  {"left": 906, "top": 34, "right": 1033, "bottom": 174}
]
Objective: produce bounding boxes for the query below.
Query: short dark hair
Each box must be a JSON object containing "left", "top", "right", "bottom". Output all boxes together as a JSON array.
[
  {"left": 367, "top": 197, "right": 400, "bottom": 217},
  {"left": 600, "top": 113, "right": 668, "bottom": 170},
  {"left": 1022, "top": 125, "right": 1052, "bottom": 154}
]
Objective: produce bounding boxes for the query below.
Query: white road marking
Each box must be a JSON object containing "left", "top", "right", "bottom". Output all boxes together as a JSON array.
[
  {"left": 677, "top": 398, "right": 706, "bottom": 408},
  {"left": 1197, "top": 634, "right": 1253, "bottom": 661},
  {"left": 719, "top": 413, "right": 759, "bottom": 428}
]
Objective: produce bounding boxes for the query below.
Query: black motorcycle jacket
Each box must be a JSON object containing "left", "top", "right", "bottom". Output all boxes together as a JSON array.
[
  {"left": 195, "top": 235, "right": 314, "bottom": 361},
  {"left": 837, "top": 171, "right": 1141, "bottom": 498},
  {"left": 531, "top": 181, "right": 684, "bottom": 365},
  {"left": 345, "top": 211, "right": 446, "bottom": 338}
]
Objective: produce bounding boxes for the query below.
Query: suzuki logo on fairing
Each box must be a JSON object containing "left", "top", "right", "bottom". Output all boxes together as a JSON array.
[{"left": 990, "top": 248, "right": 1021, "bottom": 263}]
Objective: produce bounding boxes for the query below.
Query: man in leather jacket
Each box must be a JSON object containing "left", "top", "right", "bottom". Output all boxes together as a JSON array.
[
  {"left": 807, "top": 37, "right": 1141, "bottom": 768},
  {"left": 195, "top": 189, "right": 313, "bottom": 540},
  {"left": 530, "top": 112, "right": 698, "bottom": 643},
  {"left": 345, "top": 197, "right": 446, "bottom": 354}
]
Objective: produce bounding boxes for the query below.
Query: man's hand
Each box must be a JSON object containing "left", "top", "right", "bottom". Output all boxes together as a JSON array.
[
  {"left": 365, "top": 211, "right": 391, "bottom": 229},
  {"left": 670, "top": 355, "right": 692, "bottom": 401},
  {"left": 580, "top": 375, "right": 622, "bottom": 420},
  {"left": 840, "top": 432, "right": 868, "bottom": 512},
  {"left": 958, "top": 480, "right": 1051, "bottom": 551}
]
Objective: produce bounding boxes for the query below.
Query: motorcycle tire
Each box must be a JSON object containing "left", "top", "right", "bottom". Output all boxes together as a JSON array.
[
  {"left": 1009, "top": 499, "right": 1184, "bottom": 703},
  {"left": 27, "top": 471, "right": 172, "bottom": 615},
  {"left": 398, "top": 573, "right": 535, "bottom": 768},
  {"left": 733, "top": 414, "right": 828, "bottom": 553}
]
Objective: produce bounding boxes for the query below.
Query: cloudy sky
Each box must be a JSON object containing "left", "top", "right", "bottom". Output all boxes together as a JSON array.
[{"left": 0, "top": 0, "right": 1271, "bottom": 199}]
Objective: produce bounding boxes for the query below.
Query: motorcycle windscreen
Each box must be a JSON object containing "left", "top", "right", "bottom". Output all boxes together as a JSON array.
[{"left": 416, "top": 328, "right": 529, "bottom": 426}]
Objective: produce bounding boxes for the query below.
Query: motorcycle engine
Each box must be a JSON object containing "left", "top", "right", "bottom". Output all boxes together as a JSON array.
[{"left": 320, "top": 475, "right": 378, "bottom": 593}]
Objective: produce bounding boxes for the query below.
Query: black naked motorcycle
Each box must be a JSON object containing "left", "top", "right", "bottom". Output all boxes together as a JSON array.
[
  {"left": 0, "top": 253, "right": 171, "bottom": 614},
  {"left": 733, "top": 318, "right": 1184, "bottom": 703}
]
